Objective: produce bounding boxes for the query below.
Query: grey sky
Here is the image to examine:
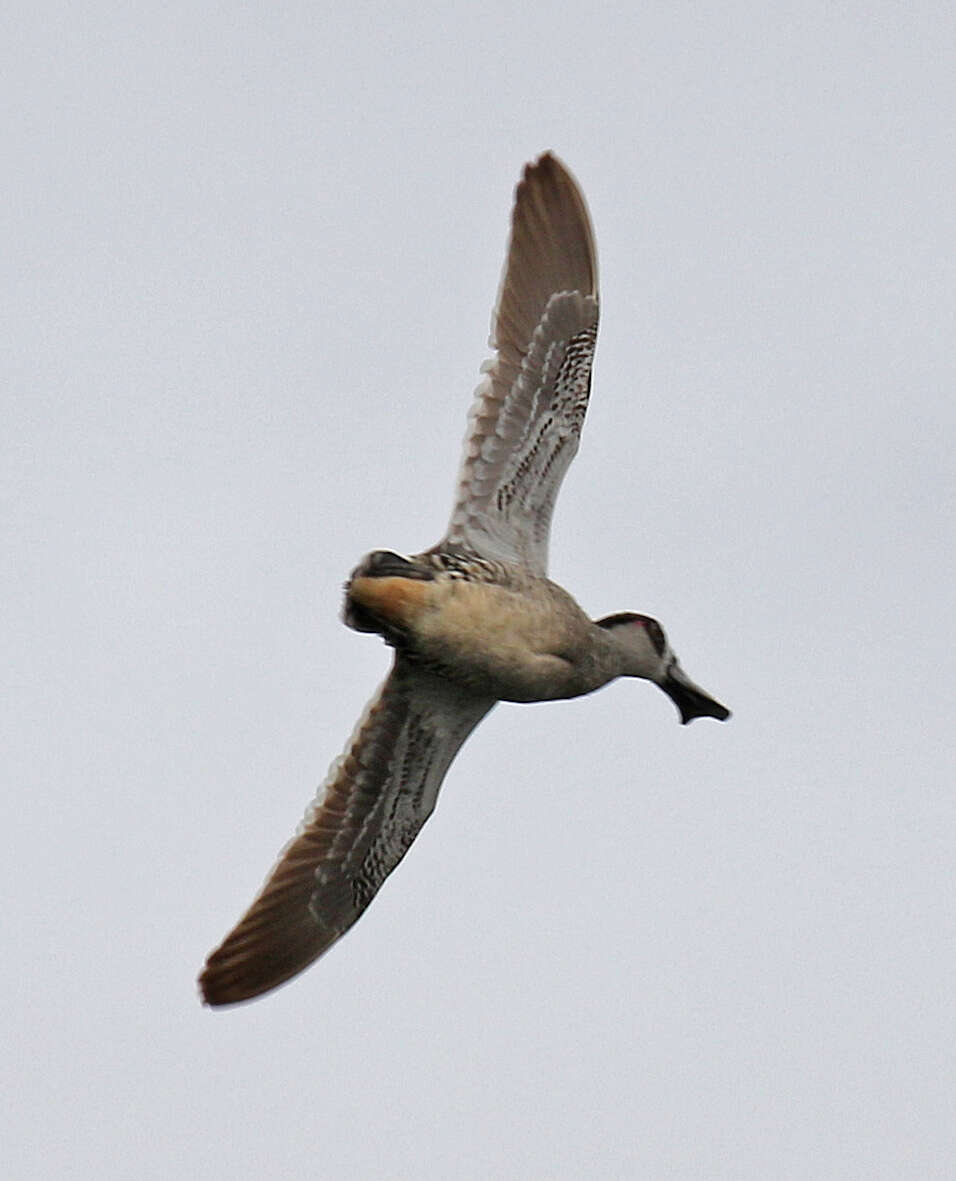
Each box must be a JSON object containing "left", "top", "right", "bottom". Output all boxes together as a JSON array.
[{"left": 4, "top": 4, "right": 954, "bottom": 1177}]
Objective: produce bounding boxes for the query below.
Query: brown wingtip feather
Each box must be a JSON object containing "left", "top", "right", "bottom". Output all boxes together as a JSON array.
[
  {"left": 199, "top": 872, "right": 331, "bottom": 1006},
  {"left": 491, "top": 150, "right": 598, "bottom": 377},
  {"left": 198, "top": 816, "right": 358, "bottom": 1006},
  {"left": 516, "top": 151, "right": 598, "bottom": 295}
]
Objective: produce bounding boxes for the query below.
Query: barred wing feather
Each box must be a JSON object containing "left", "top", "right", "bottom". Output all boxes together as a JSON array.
[
  {"left": 443, "top": 153, "right": 599, "bottom": 574},
  {"left": 200, "top": 657, "right": 494, "bottom": 1005}
]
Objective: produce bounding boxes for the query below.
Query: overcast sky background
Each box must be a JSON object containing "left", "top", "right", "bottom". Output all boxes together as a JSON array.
[{"left": 4, "top": 4, "right": 954, "bottom": 1178}]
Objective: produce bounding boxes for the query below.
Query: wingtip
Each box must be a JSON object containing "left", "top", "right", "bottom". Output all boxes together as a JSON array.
[
  {"left": 197, "top": 953, "right": 252, "bottom": 1008},
  {"left": 197, "top": 949, "right": 302, "bottom": 1008},
  {"left": 520, "top": 151, "right": 585, "bottom": 205},
  {"left": 525, "top": 149, "right": 569, "bottom": 178},
  {"left": 508, "top": 149, "right": 598, "bottom": 300}
]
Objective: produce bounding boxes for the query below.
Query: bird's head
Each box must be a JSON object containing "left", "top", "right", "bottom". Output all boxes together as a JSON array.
[{"left": 596, "top": 612, "right": 731, "bottom": 724}]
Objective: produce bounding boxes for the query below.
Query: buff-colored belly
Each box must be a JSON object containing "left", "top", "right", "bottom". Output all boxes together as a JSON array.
[
  {"left": 367, "top": 576, "right": 591, "bottom": 701},
  {"left": 346, "top": 570, "right": 594, "bottom": 700}
]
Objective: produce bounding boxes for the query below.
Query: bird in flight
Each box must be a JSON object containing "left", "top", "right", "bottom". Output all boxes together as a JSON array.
[{"left": 200, "top": 152, "right": 729, "bottom": 1006}]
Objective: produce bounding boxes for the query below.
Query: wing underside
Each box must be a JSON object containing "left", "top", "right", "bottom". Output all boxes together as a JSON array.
[
  {"left": 200, "top": 657, "right": 494, "bottom": 1005},
  {"left": 442, "top": 152, "right": 600, "bottom": 573}
]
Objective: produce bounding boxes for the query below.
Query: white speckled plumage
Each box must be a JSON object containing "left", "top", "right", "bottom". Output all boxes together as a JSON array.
[
  {"left": 446, "top": 154, "right": 598, "bottom": 571},
  {"left": 200, "top": 153, "right": 729, "bottom": 1006}
]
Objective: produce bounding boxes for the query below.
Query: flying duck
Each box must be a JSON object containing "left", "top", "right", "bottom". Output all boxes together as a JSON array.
[{"left": 200, "top": 152, "right": 729, "bottom": 1006}]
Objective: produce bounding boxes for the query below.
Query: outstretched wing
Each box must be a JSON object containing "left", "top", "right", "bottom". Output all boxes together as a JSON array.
[
  {"left": 200, "top": 657, "right": 494, "bottom": 1005},
  {"left": 441, "top": 152, "right": 600, "bottom": 574}
]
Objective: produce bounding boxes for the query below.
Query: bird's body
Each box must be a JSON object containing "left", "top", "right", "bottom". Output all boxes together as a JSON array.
[
  {"left": 346, "top": 551, "right": 608, "bottom": 702},
  {"left": 200, "top": 152, "right": 730, "bottom": 1006}
]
